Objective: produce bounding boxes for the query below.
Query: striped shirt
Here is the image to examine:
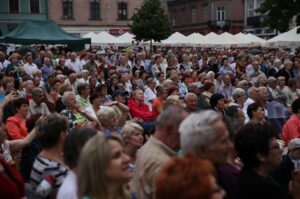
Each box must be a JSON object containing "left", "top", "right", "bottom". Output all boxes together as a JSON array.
[{"left": 30, "top": 156, "right": 68, "bottom": 193}]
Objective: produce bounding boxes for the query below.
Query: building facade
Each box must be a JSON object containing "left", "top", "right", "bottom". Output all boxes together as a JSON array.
[
  {"left": 47, "top": 0, "right": 143, "bottom": 36},
  {"left": 0, "top": 0, "right": 47, "bottom": 36},
  {"left": 244, "top": 0, "right": 276, "bottom": 38},
  {"left": 167, "top": 0, "right": 244, "bottom": 35}
]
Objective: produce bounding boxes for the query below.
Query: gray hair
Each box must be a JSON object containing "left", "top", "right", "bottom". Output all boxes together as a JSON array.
[
  {"left": 62, "top": 91, "right": 75, "bottom": 106},
  {"left": 97, "top": 107, "right": 117, "bottom": 126},
  {"left": 179, "top": 110, "right": 221, "bottom": 155},
  {"left": 267, "top": 76, "right": 276, "bottom": 83},
  {"left": 232, "top": 88, "right": 246, "bottom": 101},
  {"left": 156, "top": 106, "right": 187, "bottom": 131},
  {"left": 247, "top": 86, "right": 257, "bottom": 97},
  {"left": 184, "top": 92, "right": 197, "bottom": 102},
  {"left": 32, "top": 87, "right": 44, "bottom": 97},
  {"left": 121, "top": 121, "right": 143, "bottom": 143}
]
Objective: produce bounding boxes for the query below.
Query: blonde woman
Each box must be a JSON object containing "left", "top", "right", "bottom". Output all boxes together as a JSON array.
[
  {"left": 97, "top": 106, "right": 127, "bottom": 137},
  {"left": 77, "top": 134, "right": 131, "bottom": 199},
  {"left": 121, "top": 121, "right": 144, "bottom": 172}
]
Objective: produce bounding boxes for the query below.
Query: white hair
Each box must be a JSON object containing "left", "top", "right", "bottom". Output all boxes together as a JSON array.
[
  {"left": 179, "top": 110, "right": 221, "bottom": 155},
  {"left": 232, "top": 88, "right": 246, "bottom": 101},
  {"left": 62, "top": 91, "right": 75, "bottom": 106}
]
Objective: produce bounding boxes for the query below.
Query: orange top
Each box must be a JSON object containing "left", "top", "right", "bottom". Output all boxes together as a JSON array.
[
  {"left": 6, "top": 115, "right": 28, "bottom": 140},
  {"left": 152, "top": 98, "right": 163, "bottom": 119}
]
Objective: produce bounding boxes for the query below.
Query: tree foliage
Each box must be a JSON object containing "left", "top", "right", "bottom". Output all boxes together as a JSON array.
[
  {"left": 129, "top": 0, "right": 172, "bottom": 42},
  {"left": 256, "top": 0, "right": 300, "bottom": 32}
]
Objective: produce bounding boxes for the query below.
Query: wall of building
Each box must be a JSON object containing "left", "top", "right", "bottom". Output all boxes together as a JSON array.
[
  {"left": 0, "top": 0, "right": 47, "bottom": 36},
  {"left": 168, "top": 0, "right": 244, "bottom": 35},
  {"left": 48, "top": 0, "right": 143, "bottom": 36}
]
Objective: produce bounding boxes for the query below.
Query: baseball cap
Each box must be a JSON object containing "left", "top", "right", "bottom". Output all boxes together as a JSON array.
[
  {"left": 112, "top": 89, "right": 128, "bottom": 98},
  {"left": 288, "top": 138, "right": 300, "bottom": 151}
]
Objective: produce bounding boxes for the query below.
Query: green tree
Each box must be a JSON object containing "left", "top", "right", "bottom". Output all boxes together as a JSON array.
[
  {"left": 256, "top": 0, "right": 300, "bottom": 32},
  {"left": 129, "top": 0, "right": 172, "bottom": 50}
]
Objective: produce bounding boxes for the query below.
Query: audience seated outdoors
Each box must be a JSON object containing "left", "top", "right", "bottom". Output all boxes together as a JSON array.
[{"left": 1, "top": 46, "right": 300, "bottom": 199}]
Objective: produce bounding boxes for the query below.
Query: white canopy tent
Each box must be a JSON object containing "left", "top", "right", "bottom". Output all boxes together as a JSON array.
[
  {"left": 161, "top": 32, "right": 186, "bottom": 46},
  {"left": 177, "top": 33, "right": 207, "bottom": 47},
  {"left": 92, "top": 31, "right": 122, "bottom": 45},
  {"left": 233, "top": 33, "right": 253, "bottom": 47},
  {"left": 267, "top": 26, "right": 300, "bottom": 48},
  {"left": 82, "top": 32, "right": 97, "bottom": 39},
  {"left": 217, "top": 32, "right": 237, "bottom": 48},
  {"left": 246, "top": 33, "right": 267, "bottom": 47},
  {"left": 203, "top": 32, "right": 224, "bottom": 47},
  {"left": 118, "top": 32, "right": 135, "bottom": 45}
]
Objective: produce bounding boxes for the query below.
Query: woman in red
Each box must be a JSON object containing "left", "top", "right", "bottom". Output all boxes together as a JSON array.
[
  {"left": 6, "top": 98, "right": 29, "bottom": 140},
  {"left": 0, "top": 95, "right": 26, "bottom": 199}
]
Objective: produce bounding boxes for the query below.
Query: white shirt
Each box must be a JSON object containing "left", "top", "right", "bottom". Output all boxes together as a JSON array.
[
  {"left": 65, "top": 58, "right": 82, "bottom": 74},
  {"left": 144, "top": 87, "right": 157, "bottom": 111},
  {"left": 243, "top": 97, "right": 255, "bottom": 124},
  {"left": 23, "top": 62, "right": 38, "bottom": 77},
  {"left": 56, "top": 171, "right": 78, "bottom": 199},
  {"left": 0, "top": 59, "right": 10, "bottom": 71}
]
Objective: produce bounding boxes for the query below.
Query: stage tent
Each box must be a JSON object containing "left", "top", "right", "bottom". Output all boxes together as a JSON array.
[{"left": 0, "top": 20, "right": 90, "bottom": 45}]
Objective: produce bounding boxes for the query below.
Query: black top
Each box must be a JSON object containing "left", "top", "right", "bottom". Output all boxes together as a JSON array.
[{"left": 237, "top": 166, "right": 289, "bottom": 199}]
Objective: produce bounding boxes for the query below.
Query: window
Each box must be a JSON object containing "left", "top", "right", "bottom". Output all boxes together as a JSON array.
[
  {"left": 63, "top": 0, "right": 73, "bottom": 19},
  {"left": 118, "top": 2, "right": 127, "bottom": 20},
  {"left": 90, "top": 0, "right": 100, "bottom": 19},
  {"left": 9, "top": 0, "right": 19, "bottom": 13},
  {"left": 216, "top": 6, "right": 225, "bottom": 21},
  {"left": 191, "top": 7, "right": 197, "bottom": 24},
  {"left": 30, "top": 0, "right": 40, "bottom": 14},
  {"left": 247, "top": 0, "right": 254, "bottom": 17}
]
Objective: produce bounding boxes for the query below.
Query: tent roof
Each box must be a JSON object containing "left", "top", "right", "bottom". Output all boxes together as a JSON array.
[
  {"left": 178, "top": 33, "right": 207, "bottom": 46},
  {"left": 118, "top": 32, "right": 135, "bottom": 44},
  {"left": 267, "top": 26, "right": 300, "bottom": 47},
  {"left": 0, "top": 20, "right": 90, "bottom": 45},
  {"left": 246, "top": 33, "right": 266, "bottom": 46},
  {"left": 161, "top": 32, "right": 186, "bottom": 45},
  {"left": 82, "top": 32, "right": 97, "bottom": 39},
  {"left": 92, "top": 31, "right": 122, "bottom": 44}
]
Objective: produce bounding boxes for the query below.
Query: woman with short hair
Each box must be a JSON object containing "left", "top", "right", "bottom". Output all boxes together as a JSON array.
[
  {"left": 247, "top": 102, "right": 266, "bottom": 124},
  {"left": 97, "top": 106, "right": 127, "bottom": 137}
]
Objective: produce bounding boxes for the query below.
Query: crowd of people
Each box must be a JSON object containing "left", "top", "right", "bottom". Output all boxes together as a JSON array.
[{"left": 0, "top": 45, "right": 300, "bottom": 199}]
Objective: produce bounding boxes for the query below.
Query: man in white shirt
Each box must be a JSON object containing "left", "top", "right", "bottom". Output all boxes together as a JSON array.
[
  {"left": 144, "top": 78, "right": 157, "bottom": 111},
  {"left": 65, "top": 52, "right": 82, "bottom": 74},
  {"left": 0, "top": 50, "right": 10, "bottom": 72},
  {"left": 23, "top": 53, "right": 38, "bottom": 77},
  {"left": 243, "top": 86, "right": 259, "bottom": 123}
]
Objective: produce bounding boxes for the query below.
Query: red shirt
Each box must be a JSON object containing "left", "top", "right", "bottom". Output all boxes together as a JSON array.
[
  {"left": 128, "top": 98, "right": 156, "bottom": 122},
  {"left": 6, "top": 114, "right": 28, "bottom": 140},
  {"left": 282, "top": 114, "right": 300, "bottom": 145},
  {"left": 152, "top": 98, "right": 163, "bottom": 119},
  {"left": 0, "top": 157, "right": 25, "bottom": 198}
]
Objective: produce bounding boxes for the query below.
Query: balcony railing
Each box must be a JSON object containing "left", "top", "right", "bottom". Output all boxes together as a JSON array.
[{"left": 207, "top": 20, "right": 231, "bottom": 28}]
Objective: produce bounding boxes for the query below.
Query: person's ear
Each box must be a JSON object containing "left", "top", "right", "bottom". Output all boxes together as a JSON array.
[{"left": 257, "top": 153, "right": 266, "bottom": 163}]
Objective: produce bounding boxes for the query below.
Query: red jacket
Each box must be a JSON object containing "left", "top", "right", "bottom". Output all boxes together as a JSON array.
[
  {"left": 0, "top": 157, "right": 25, "bottom": 198},
  {"left": 128, "top": 98, "right": 156, "bottom": 122}
]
